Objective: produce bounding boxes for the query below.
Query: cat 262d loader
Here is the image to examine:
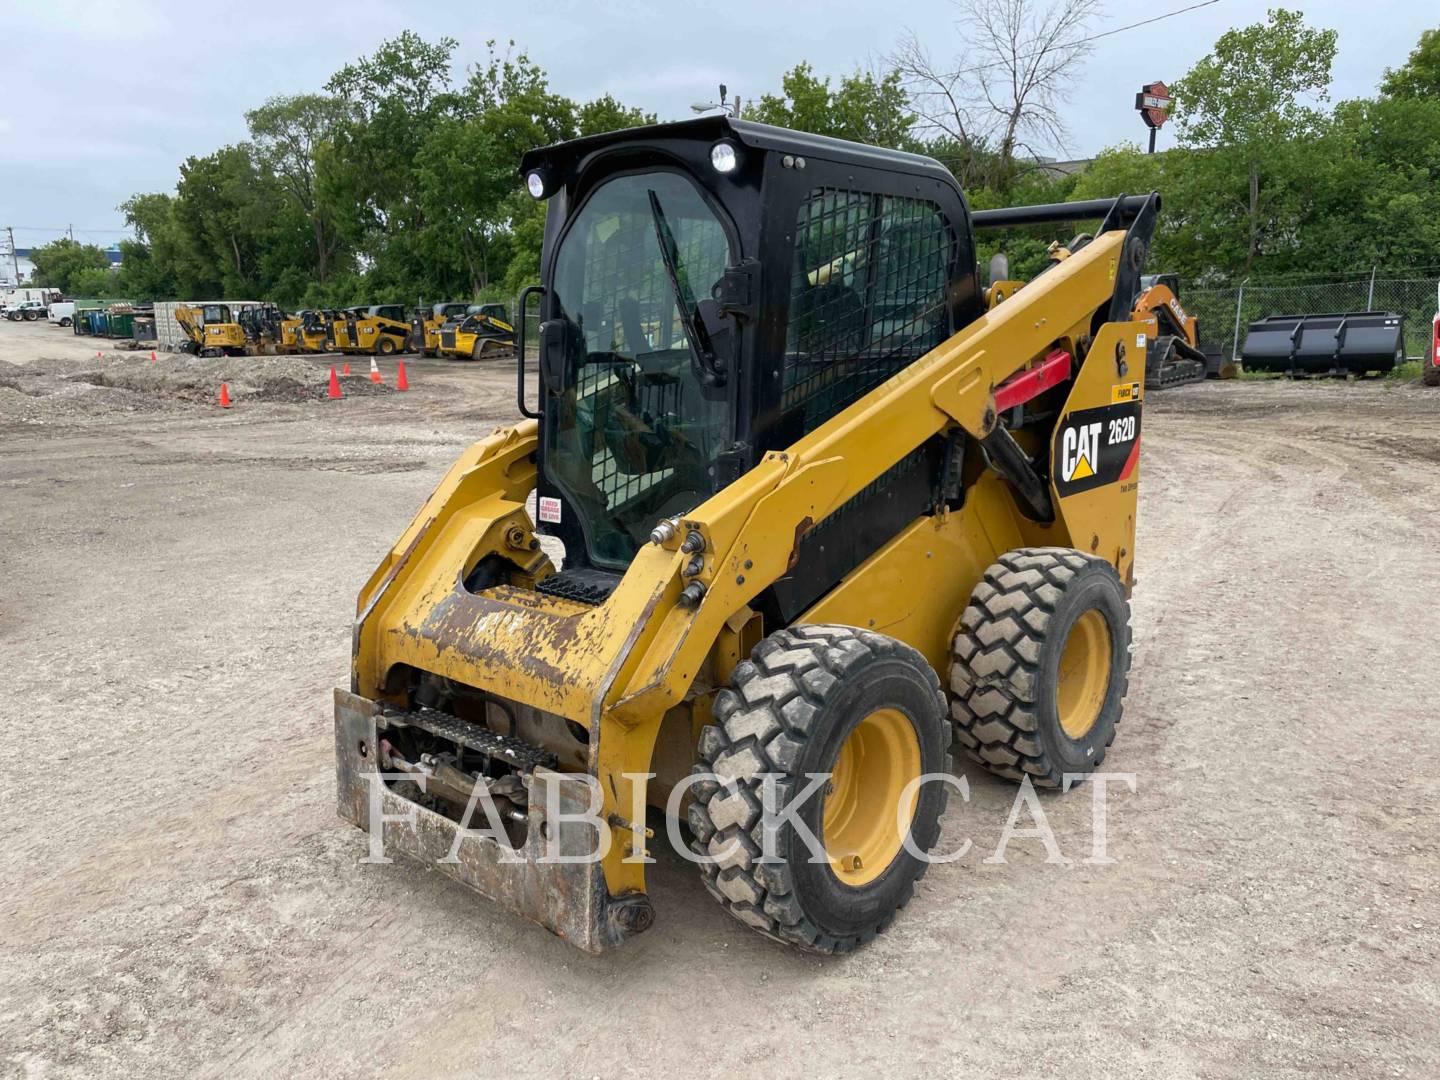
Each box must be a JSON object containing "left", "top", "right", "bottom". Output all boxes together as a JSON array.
[{"left": 335, "top": 117, "right": 1155, "bottom": 954}]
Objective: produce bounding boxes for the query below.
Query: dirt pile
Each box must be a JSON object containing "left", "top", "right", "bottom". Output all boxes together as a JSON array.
[{"left": 0, "top": 351, "right": 392, "bottom": 426}]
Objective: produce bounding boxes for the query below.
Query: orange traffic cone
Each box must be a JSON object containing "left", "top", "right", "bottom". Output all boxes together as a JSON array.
[
  {"left": 218, "top": 382, "right": 232, "bottom": 409},
  {"left": 327, "top": 366, "right": 343, "bottom": 399},
  {"left": 369, "top": 357, "right": 382, "bottom": 384},
  {"left": 396, "top": 361, "right": 409, "bottom": 391},
  {"left": 341, "top": 361, "right": 351, "bottom": 376}
]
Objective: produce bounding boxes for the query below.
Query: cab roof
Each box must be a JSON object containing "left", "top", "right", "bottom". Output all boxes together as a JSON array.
[{"left": 519, "top": 115, "right": 960, "bottom": 191}]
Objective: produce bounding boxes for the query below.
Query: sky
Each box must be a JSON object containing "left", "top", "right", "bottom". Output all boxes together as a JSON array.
[{"left": 3, "top": 0, "right": 1433, "bottom": 250}]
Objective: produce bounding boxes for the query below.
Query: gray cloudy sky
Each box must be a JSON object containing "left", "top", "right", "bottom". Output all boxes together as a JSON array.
[{"left": 3, "top": 0, "right": 1432, "bottom": 249}]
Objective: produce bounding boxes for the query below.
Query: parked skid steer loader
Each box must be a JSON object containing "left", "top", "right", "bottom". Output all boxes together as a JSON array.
[
  {"left": 336, "top": 117, "right": 1156, "bottom": 954},
  {"left": 333, "top": 304, "right": 412, "bottom": 355}
]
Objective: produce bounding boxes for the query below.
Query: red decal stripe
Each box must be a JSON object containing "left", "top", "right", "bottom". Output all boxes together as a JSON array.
[{"left": 1119, "top": 433, "right": 1142, "bottom": 480}]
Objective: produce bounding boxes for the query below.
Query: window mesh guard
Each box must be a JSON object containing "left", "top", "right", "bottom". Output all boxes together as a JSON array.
[{"left": 784, "top": 189, "right": 953, "bottom": 435}]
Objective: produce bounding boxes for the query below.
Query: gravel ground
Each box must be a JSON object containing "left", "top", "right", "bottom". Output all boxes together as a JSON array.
[{"left": 2, "top": 319, "right": 1438, "bottom": 1078}]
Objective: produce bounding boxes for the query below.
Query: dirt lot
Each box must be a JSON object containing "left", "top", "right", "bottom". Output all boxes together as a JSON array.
[{"left": 2, "top": 319, "right": 1438, "bottom": 1079}]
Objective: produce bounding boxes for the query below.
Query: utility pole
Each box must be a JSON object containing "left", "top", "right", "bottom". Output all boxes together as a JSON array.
[
  {"left": 5, "top": 227, "right": 19, "bottom": 285},
  {"left": 67, "top": 224, "right": 73, "bottom": 242}
]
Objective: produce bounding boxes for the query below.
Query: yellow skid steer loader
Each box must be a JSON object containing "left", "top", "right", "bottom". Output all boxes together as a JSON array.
[{"left": 336, "top": 117, "right": 1155, "bottom": 954}]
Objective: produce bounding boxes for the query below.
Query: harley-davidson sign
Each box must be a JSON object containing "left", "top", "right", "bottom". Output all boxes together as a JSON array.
[{"left": 1135, "top": 81, "right": 1172, "bottom": 129}]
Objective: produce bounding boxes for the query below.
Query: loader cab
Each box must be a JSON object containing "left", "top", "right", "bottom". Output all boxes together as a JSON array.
[
  {"left": 521, "top": 116, "right": 981, "bottom": 575},
  {"left": 366, "top": 304, "right": 407, "bottom": 323}
]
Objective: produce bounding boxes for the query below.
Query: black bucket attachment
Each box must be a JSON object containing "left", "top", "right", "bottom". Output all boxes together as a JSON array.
[{"left": 1241, "top": 311, "right": 1404, "bottom": 376}]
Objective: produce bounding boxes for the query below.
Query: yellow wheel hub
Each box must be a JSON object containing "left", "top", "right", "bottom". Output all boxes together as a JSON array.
[
  {"left": 1056, "top": 609, "right": 1112, "bottom": 739},
  {"left": 823, "top": 708, "right": 922, "bottom": 888}
]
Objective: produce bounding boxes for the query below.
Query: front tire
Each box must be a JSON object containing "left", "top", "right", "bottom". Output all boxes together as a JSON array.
[
  {"left": 377, "top": 336, "right": 397, "bottom": 356},
  {"left": 950, "top": 547, "right": 1131, "bottom": 788},
  {"left": 690, "top": 625, "right": 950, "bottom": 954}
]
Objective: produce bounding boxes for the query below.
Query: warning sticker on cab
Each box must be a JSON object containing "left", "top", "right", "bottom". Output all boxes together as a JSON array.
[
  {"left": 537, "top": 496, "right": 563, "bottom": 523},
  {"left": 1112, "top": 381, "right": 1141, "bottom": 403},
  {"left": 1053, "top": 402, "right": 1142, "bottom": 497}
]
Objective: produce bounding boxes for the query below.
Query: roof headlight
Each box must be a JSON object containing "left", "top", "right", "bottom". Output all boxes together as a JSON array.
[
  {"left": 710, "top": 141, "right": 739, "bottom": 174},
  {"left": 526, "top": 170, "right": 548, "bottom": 199}
]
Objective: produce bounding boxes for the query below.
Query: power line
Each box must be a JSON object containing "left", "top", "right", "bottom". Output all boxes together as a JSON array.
[
  {"left": 1056, "top": 0, "right": 1222, "bottom": 52},
  {"left": 940, "top": 0, "right": 1223, "bottom": 81},
  {"left": 7, "top": 224, "right": 132, "bottom": 235}
]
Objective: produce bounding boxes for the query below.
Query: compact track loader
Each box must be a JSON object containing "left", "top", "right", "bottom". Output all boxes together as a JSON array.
[
  {"left": 436, "top": 302, "right": 517, "bottom": 361},
  {"left": 337, "top": 117, "right": 1155, "bottom": 954}
]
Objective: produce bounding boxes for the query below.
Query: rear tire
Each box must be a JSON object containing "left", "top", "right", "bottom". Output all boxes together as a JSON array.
[
  {"left": 950, "top": 547, "right": 1130, "bottom": 788},
  {"left": 1424, "top": 366, "right": 1440, "bottom": 387},
  {"left": 377, "top": 336, "right": 397, "bottom": 356},
  {"left": 690, "top": 625, "right": 950, "bottom": 954}
]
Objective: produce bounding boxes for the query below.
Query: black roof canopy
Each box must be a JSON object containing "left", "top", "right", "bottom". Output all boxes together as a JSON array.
[{"left": 519, "top": 115, "right": 962, "bottom": 193}]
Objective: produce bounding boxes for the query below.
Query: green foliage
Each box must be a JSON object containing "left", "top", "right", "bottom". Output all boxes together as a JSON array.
[
  {"left": 114, "top": 33, "right": 652, "bottom": 307},
  {"left": 748, "top": 63, "right": 914, "bottom": 150},
  {"left": 1065, "top": 20, "right": 1440, "bottom": 286},
  {"left": 1173, "top": 8, "right": 1337, "bottom": 149},
  {"left": 28, "top": 238, "right": 111, "bottom": 293},
  {"left": 245, "top": 93, "right": 356, "bottom": 285},
  {"left": 1170, "top": 8, "right": 1338, "bottom": 274},
  {"left": 1381, "top": 28, "right": 1440, "bottom": 99},
  {"left": 970, "top": 168, "right": 1080, "bottom": 282},
  {"left": 109, "top": 21, "right": 1440, "bottom": 313}
]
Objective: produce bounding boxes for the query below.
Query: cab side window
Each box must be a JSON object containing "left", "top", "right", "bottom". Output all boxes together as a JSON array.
[{"left": 783, "top": 188, "right": 954, "bottom": 435}]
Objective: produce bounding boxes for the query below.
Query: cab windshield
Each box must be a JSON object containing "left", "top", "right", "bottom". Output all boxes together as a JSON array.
[{"left": 545, "top": 171, "right": 733, "bottom": 567}]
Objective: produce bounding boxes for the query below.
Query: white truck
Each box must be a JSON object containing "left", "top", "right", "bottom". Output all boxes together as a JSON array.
[
  {"left": 47, "top": 301, "right": 76, "bottom": 327},
  {"left": 4, "top": 300, "right": 48, "bottom": 321},
  {"left": 1, "top": 287, "right": 61, "bottom": 308}
]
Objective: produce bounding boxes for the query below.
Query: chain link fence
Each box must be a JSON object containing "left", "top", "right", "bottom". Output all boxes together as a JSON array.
[{"left": 1185, "top": 275, "right": 1439, "bottom": 362}]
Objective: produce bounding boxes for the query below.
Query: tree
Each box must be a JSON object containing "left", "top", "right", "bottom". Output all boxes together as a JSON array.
[
  {"left": 171, "top": 146, "right": 292, "bottom": 295},
  {"left": 577, "top": 94, "right": 653, "bottom": 137},
  {"left": 116, "top": 193, "right": 185, "bottom": 298},
  {"left": 748, "top": 63, "right": 914, "bottom": 150},
  {"left": 891, "top": 0, "right": 1102, "bottom": 181},
  {"left": 1172, "top": 8, "right": 1338, "bottom": 272},
  {"left": 1381, "top": 28, "right": 1440, "bottom": 99},
  {"left": 245, "top": 93, "right": 355, "bottom": 283},
  {"left": 27, "top": 239, "right": 111, "bottom": 294}
]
